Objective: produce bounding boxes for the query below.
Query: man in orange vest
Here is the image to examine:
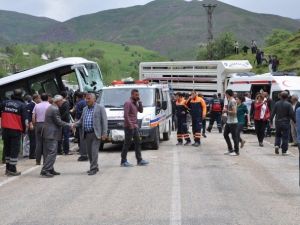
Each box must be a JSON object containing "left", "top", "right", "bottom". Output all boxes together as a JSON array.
[
  {"left": 175, "top": 92, "right": 191, "bottom": 146},
  {"left": 186, "top": 91, "right": 207, "bottom": 147}
]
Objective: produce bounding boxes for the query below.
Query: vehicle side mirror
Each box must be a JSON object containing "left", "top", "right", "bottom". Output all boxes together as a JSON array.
[{"left": 162, "top": 101, "right": 168, "bottom": 110}]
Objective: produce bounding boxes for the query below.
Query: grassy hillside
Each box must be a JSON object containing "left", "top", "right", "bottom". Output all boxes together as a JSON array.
[
  {"left": 0, "top": 10, "right": 58, "bottom": 43},
  {"left": 59, "top": 0, "right": 300, "bottom": 60},
  {"left": 226, "top": 31, "right": 300, "bottom": 74},
  {"left": 0, "top": 40, "right": 165, "bottom": 83},
  {"left": 1, "top": 0, "right": 299, "bottom": 60}
]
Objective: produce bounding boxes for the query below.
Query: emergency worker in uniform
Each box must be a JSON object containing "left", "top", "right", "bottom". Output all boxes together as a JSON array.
[
  {"left": 0, "top": 89, "right": 28, "bottom": 176},
  {"left": 186, "top": 91, "right": 207, "bottom": 147},
  {"left": 175, "top": 92, "right": 191, "bottom": 146},
  {"left": 207, "top": 94, "right": 223, "bottom": 133}
]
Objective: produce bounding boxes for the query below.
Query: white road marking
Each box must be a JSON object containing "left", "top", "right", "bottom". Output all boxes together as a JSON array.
[
  {"left": 0, "top": 166, "right": 40, "bottom": 188},
  {"left": 170, "top": 148, "right": 182, "bottom": 225}
]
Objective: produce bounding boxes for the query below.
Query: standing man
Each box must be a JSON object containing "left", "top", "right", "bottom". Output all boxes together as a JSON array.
[
  {"left": 271, "top": 91, "right": 295, "bottom": 155},
  {"left": 0, "top": 89, "right": 28, "bottom": 176},
  {"left": 290, "top": 95, "right": 300, "bottom": 146},
  {"left": 57, "top": 91, "right": 71, "bottom": 155},
  {"left": 223, "top": 89, "right": 239, "bottom": 156},
  {"left": 175, "top": 92, "right": 191, "bottom": 146},
  {"left": 26, "top": 94, "right": 40, "bottom": 159},
  {"left": 41, "top": 95, "right": 71, "bottom": 177},
  {"left": 121, "top": 89, "right": 149, "bottom": 167},
  {"left": 75, "top": 93, "right": 108, "bottom": 175},
  {"left": 32, "top": 93, "right": 51, "bottom": 165},
  {"left": 186, "top": 91, "right": 207, "bottom": 147},
  {"left": 207, "top": 94, "right": 223, "bottom": 133},
  {"left": 74, "top": 92, "right": 88, "bottom": 161}
]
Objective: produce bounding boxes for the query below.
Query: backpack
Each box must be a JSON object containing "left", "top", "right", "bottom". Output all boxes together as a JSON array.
[{"left": 212, "top": 101, "right": 222, "bottom": 112}]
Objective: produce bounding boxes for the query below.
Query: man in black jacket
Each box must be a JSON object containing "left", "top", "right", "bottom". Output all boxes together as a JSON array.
[
  {"left": 57, "top": 91, "right": 71, "bottom": 155},
  {"left": 271, "top": 91, "right": 295, "bottom": 155}
]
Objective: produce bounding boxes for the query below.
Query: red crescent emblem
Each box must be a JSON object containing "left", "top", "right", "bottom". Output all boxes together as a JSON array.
[{"left": 282, "top": 80, "right": 292, "bottom": 87}]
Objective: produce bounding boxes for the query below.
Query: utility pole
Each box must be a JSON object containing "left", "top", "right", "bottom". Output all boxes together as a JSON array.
[{"left": 202, "top": 2, "right": 217, "bottom": 59}]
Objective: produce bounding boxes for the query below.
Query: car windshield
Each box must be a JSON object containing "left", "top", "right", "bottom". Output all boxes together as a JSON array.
[
  {"left": 100, "top": 88, "right": 154, "bottom": 107},
  {"left": 77, "top": 63, "right": 104, "bottom": 92}
]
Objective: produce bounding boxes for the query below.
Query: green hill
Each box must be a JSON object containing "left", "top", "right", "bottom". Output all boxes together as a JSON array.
[
  {"left": 0, "top": 10, "right": 58, "bottom": 43},
  {"left": 1, "top": 0, "right": 299, "bottom": 60},
  {"left": 59, "top": 0, "right": 300, "bottom": 59},
  {"left": 0, "top": 40, "right": 165, "bottom": 82},
  {"left": 226, "top": 31, "right": 300, "bottom": 74}
]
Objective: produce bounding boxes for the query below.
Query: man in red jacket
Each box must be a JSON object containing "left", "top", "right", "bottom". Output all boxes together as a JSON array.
[{"left": 1, "top": 89, "right": 28, "bottom": 176}]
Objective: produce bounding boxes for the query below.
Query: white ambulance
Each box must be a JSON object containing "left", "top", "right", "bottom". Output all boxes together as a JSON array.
[
  {"left": 227, "top": 72, "right": 300, "bottom": 101},
  {"left": 99, "top": 80, "right": 172, "bottom": 150}
]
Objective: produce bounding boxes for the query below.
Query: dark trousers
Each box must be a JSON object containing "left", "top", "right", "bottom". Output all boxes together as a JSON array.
[
  {"left": 177, "top": 116, "right": 190, "bottom": 143},
  {"left": 223, "top": 123, "right": 239, "bottom": 153},
  {"left": 121, "top": 128, "right": 142, "bottom": 163},
  {"left": 265, "top": 120, "right": 272, "bottom": 136},
  {"left": 254, "top": 120, "right": 267, "bottom": 143},
  {"left": 275, "top": 122, "right": 290, "bottom": 153},
  {"left": 192, "top": 117, "right": 202, "bottom": 143},
  {"left": 2, "top": 129, "right": 22, "bottom": 171},
  {"left": 172, "top": 115, "right": 178, "bottom": 131},
  {"left": 42, "top": 139, "right": 58, "bottom": 172},
  {"left": 202, "top": 119, "right": 206, "bottom": 134},
  {"left": 237, "top": 123, "right": 244, "bottom": 143},
  {"left": 28, "top": 129, "right": 36, "bottom": 158},
  {"left": 58, "top": 126, "right": 70, "bottom": 154},
  {"left": 208, "top": 112, "right": 222, "bottom": 132},
  {"left": 35, "top": 122, "right": 44, "bottom": 164}
]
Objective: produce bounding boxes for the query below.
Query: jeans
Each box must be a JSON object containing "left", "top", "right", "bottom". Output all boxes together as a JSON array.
[
  {"left": 275, "top": 121, "right": 290, "bottom": 152},
  {"left": 223, "top": 123, "right": 239, "bottom": 153},
  {"left": 121, "top": 128, "right": 143, "bottom": 163},
  {"left": 58, "top": 126, "right": 70, "bottom": 154},
  {"left": 254, "top": 120, "right": 267, "bottom": 143}
]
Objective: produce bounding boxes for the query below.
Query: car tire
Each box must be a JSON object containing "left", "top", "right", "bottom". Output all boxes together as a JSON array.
[{"left": 151, "top": 127, "right": 160, "bottom": 150}]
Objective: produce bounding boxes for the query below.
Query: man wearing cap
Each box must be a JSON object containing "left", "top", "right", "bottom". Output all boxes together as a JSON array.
[{"left": 40, "top": 95, "right": 72, "bottom": 178}]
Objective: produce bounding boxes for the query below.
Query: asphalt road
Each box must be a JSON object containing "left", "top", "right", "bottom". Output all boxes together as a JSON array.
[{"left": 0, "top": 131, "right": 299, "bottom": 225}]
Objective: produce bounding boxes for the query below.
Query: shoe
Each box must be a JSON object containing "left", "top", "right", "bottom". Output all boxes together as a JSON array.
[
  {"left": 64, "top": 152, "right": 73, "bottom": 155},
  {"left": 275, "top": 146, "right": 280, "bottom": 155},
  {"left": 86, "top": 168, "right": 99, "bottom": 173},
  {"left": 184, "top": 141, "right": 191, "bottom": 146},
  {"left": 229, "top": 152, "right": 238, "bottom": 156},
  {"left": 290, "top": 143, "right": 298, "bottom": 147},
  {"left": 29, "top": 156, "right": 36, "bottom": 159},
  {"left": 240, "top": 140, "right": 246, "bottom": 149},
  {"left": 50, "top": 170, "right": 61, "bottom": 176},
  {"left": 40, "top": 171, "right": 54, "bottom": 178},
  {"left": 282, "top": 151, "right": 290, "bottom": 156},
  {"left": 259, "top": 142, "right": 264, "bottom": 147},
  {"left": 78, "top": 156, "right": 88, "bottom": 161},
  {"left": 121, "top": 161, "right": 134, "bottom": 167},
  {"left": 202, "top": 134, "right": 207, "bottom": 138},
  {"left": 192, "top": 142, "right": 200, "bottom": 147},
  {"left": 57, "top": 152, "right": 63, "bottom": 155},
  {"left": 206, "top": 128, "right": 211, "bottom": 133},
  {"left": 137, "top": 160, "right": 149, "bottom": 166},
  {"left": 224, "top": 151, "right": 232, "bottom": 155},
  {"left": 176, "top": 142, "right": 183, "bottom": 146},
  {"left": 6, "top": 170, "right": 21, "bottom": 176},
  {"left": 88, "top": 169, "right": 98, "bottom": 176}
]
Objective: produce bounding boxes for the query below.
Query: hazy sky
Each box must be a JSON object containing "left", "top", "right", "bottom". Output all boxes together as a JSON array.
[{"left": 0, "top": 0, "right": 299, "bottom": 21}]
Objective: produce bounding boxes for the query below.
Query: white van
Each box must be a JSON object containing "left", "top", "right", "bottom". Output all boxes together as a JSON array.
[
  {"left": 99, "top": 81, "right": 172, "bottom": 150},
  {"left": 227, "top": 72, "right": 300, "bottom": 101}
]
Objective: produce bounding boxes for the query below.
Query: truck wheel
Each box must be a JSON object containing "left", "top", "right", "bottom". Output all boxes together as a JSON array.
[
  {"left": 152, "top": 127, "right": 160, "bottom": 150},
  {"left": 163, "top": 122, "right": 171, "bottom": 141}
]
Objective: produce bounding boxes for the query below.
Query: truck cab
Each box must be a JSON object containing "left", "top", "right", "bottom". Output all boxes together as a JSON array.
[{"left": 99, "top": 80, "right": 172, "bottom": 150}]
